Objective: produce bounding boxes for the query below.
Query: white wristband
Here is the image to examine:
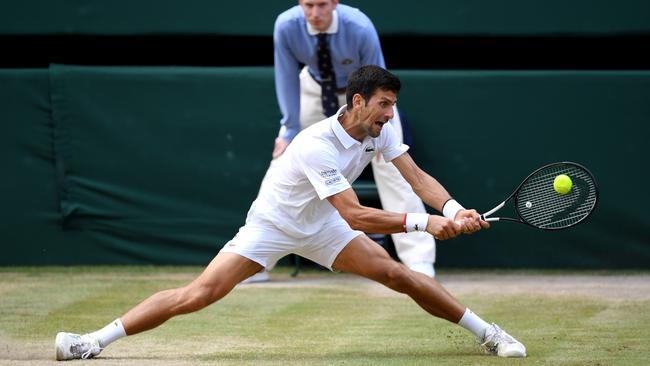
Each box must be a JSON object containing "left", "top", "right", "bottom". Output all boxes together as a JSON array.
[
  {"left": 404, "top": 213, "right": 429, "bottom": 233},
  {"left": 442, "top": 199, "right": 465, "bottom": 220}
]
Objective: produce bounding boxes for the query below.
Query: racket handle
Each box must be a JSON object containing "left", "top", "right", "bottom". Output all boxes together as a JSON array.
[
  {"left": 479, "top": 215, "right": 498, "bottom": 222},
  {"left": 480, "top": 214, "right": 499, "bottom": 222},
  {"left": 456, "top": 216, "right": 498, "bottom": 225}
]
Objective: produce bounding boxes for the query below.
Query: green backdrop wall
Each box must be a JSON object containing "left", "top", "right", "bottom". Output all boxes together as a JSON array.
[
  {"left": 1, "top": 0, "right": 649, "bottom": 36},
  {"left": 2, "top": 66, "right": 649, "bottom": 267}
]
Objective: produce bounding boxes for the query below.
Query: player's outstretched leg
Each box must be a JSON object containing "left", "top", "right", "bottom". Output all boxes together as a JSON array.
[
  {"left": 54, "top": 252, "right": 263, "bottom": 360},
  {"left": 332, "top": 234, "right": 526, "bottom": 358}
]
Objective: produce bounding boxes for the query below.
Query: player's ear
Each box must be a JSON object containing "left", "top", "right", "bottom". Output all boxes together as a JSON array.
[{"left": 352, "top": 93, "right": 365, "bottom": 108}]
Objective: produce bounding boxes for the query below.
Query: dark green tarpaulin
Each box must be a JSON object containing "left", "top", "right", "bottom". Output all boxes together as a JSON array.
[
  {"left": 49, "top": 65, "right": 278, "bottom": 262},
  {"left": 1, "top": 66, "right": 649, "bottom": 267},
  {"left": 396, "top": 70, "right": 650, "bottom": 268}
]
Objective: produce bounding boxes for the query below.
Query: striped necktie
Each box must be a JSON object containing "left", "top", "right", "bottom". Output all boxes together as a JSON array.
[{"left": 316, "top": 33, "right": 339, "bottom": 117}]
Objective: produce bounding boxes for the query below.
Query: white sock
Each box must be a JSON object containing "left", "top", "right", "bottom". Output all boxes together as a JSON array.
[
  {"left": 457, "top": 308, "right": 491, "bottom": 339},
  {"left": 88, "top": 318, "right": 127, "bottom": 347}
]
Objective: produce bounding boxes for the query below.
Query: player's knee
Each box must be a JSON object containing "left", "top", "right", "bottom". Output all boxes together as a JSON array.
[
  {"left": 176, "top": 284, "right": 222, "bottom": 313},
  {"left": 380, "top": 262, "right": 413, "bottom": 292}
]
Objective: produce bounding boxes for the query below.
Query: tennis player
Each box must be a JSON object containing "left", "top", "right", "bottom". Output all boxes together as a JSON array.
[
  {"left": 55, "top": 65, "right": 526, "bottom": 360},
  {"left": 248, "top": 0, "right": 438, "bottom": 282}
]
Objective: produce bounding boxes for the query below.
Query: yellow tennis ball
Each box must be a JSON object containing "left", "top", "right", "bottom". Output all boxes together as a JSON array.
[{"left": 553, "top": 174, "right": 573, "bottom": 195}]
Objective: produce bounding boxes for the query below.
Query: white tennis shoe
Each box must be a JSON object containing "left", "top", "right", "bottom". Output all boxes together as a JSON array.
[
  {"left": 55, "top": 332, "right": 102, "bottom": 360},
  {"left": 480, "top": 324, "right": 527, "bottom": 357}
]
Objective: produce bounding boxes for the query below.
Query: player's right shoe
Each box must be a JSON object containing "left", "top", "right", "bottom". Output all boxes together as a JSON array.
[
  {"left": 480, "top": 323, "right": 527, "bottom": 357},
  {"left": 55, "top": 332, "right": 102, "bottom": 361}
]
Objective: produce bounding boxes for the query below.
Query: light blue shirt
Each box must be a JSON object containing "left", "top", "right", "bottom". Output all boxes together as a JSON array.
[{"left": 274, "top": 4, "right": 385, "bottom": 141}]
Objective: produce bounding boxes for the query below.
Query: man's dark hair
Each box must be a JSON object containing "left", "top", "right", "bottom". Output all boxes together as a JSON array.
[{"left": 345, "top": 65, "right": 401, "bottom": 108}]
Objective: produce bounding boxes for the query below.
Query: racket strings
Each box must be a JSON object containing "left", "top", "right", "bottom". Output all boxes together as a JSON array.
[
  {"left": 516, "top": 165, "right": 597, "bottom": 229},
  {"left": 519, "top": 168, "right": 596, "bottom": 228},
  {"left": 521, "top": 175, "right": 595, "bottom": 227}
]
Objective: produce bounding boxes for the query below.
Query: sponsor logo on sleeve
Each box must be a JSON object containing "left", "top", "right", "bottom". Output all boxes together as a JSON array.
[
  {"left": 325, "top": 176, "right": 342, "bottom": 186},
  {"left": 319, "top": 169, "right": 338, "bottom": 178},
  {"left": 320, "top": 169, "right": 342, "bottom": 186}
]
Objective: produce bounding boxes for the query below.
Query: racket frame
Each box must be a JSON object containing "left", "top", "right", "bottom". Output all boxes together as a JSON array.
[{"left": 479, "top": 161, "right": 599, "bottom": 230}]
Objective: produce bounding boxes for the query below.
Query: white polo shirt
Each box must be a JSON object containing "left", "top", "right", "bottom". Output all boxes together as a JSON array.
[{"left": 249, "top": 106, "right": 409, "bottom": 238}]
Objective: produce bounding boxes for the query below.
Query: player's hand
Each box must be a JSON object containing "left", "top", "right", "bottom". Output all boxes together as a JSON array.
[
  {"left": 272, "top": 138, "right": 290, "bottom": 159},
  {"left": 426, "top": 215, "right": 462, "bottom": 240},
  {"left": 455, "top": 209, "right": 490, "bottom": 233}
]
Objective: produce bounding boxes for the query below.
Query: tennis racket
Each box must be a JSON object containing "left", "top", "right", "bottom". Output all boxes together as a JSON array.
[{"left": 480, "top": 162, "right": 598, "bottom": 230}]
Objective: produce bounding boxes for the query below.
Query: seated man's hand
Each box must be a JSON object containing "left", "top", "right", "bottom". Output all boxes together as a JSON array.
[{"left": 272, "top": 138, "right": 290, "bottom": 159}]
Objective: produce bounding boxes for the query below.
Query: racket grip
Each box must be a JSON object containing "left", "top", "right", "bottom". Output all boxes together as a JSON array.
[{"left": 480, "top": 214, "right": 499, "bottom": 222}]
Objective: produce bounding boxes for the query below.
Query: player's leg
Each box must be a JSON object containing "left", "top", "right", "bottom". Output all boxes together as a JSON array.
[
  {"left": 331, "top": 234, "right": 526, "bottom": 357},
  {"left": 55, "top": 218, "right": 293, "bottom": 360},
  {"left": 54, "top": 252, "right": 261, "bottom": 360},
  {"left": 120, "top": 217, "right": 292, "bottom": 335},
  {"left": 299, "top": 216, "right": 459, "bottom": 321},
  {"left": 335, "top": 234, "right": 462, "bottom": 321},
  {"left": 120, "top": 252, "right": 262, "bottom": 335}
]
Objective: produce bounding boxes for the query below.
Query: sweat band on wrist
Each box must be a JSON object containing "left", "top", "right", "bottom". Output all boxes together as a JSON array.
[
  {"left": 405, "top": 213, "right": 429, "bottom": 233},
  {"left": 442, "top": 199, "right": 465, "bottom": 220}
]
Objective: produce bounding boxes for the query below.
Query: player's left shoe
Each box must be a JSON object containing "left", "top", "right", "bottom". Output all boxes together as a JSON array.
[
  {"left": 480, "top": 323, "right": 527, "bottom": 357},
  {"left": 55, "top": 332, "right": 102, "bottom": 360}
]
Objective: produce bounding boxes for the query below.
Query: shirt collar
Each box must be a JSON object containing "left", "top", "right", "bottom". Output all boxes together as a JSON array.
[
  {"left": 306, "top": 9, "right": 339, "bottom": 35},
  {"left": 331, "top": 105, "right": 362, "bottom": 149}
]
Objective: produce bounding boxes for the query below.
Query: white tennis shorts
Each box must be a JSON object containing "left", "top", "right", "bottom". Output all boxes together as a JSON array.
[{"left": 220, "top": 214, "right": 363, "bottom": 271}]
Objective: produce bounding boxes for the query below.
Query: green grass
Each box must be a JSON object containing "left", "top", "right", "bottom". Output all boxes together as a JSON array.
[{"left": 1, "top": 267, "right": 649, "bottom": 365}]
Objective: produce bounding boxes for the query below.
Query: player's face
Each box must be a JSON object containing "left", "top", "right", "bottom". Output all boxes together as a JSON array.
[
  {"left": 358, "top": 90, "right": 397, "bottom": 138},
  {"left": 300, "top": 0, "right": 338, "bottom": 32}
]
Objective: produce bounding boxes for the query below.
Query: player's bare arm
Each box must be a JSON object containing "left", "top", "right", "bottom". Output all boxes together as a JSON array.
[
  {"left": 390, "top": 152, "right": 489, "bottom": 233},
  {"left": 327, "top": 188, "right": 462, "bottom": 240}
]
